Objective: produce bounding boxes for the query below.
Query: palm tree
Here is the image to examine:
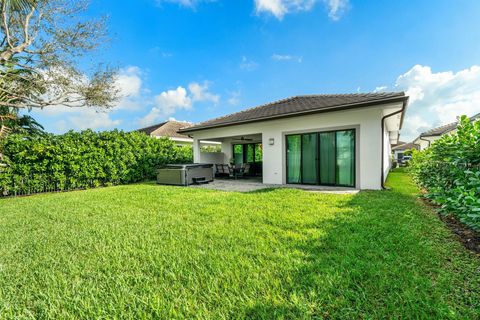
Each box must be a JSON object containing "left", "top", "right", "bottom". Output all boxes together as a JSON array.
[{"left": 3, "top": 0, "right": 37, "bottom": 11}]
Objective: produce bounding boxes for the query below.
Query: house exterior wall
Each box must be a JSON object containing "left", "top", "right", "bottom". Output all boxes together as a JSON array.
[
  {"left": 393, "top": 149, "right": 404, "bottom": 161},
  {"left": 189, "top": 104, "right": 400, "bottom": 190},
  {"left": 414, "top": 136, "right": 439, "bottom": 150},
  {"left": 383, "top": 129, "right": 391, "bottom": 183},
  {"left": 199, "top": 152, "right": 225, "bottom": 164}
]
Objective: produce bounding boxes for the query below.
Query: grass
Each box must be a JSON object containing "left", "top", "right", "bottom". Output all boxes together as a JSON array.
[{"left": 0, "top": 171, "right": 479, "bottom": 319}]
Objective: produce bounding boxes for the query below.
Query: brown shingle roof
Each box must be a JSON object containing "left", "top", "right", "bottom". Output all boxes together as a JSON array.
[
  {"left": 392, "top": 142, "right": 419, "bottom": 151},
  {"left": 137, "top": 121, "right": 192, "bottom": 139},
  {"left": 179, "top": 92, "right": 408, "bottom": 133},
  {"left": 420, "top": 113, "right": 480, "bottom": 137}
]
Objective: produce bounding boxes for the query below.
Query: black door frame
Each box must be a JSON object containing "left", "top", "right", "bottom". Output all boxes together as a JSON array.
[{"left": 232, "top": 143, "right": 262, "bottom": 176}]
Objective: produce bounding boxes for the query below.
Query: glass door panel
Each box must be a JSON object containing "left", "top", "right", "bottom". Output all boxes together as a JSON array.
[
  {"left": 254, "top": 144, "right": 262, "bottom": 162},
  {"left": 336, "top": 130, "right": 355, "bottom": 187},
  {"left": 287, "top": 135, "right": 301, "bottom": 184},
  {"left": 254, "top": 144, "right": 263, "bottom": 176},
  {"left": 319, "top": 132, "right": 336, "bottom": 185},
  {"left": 246, "top": 144, "right": 255, "bottom": 163},
  {"left": 302, "top": 133, "right": 317, "bottom": 184},
  {"left": 233, "top": 144, "right": 243, "bottom": 165}
]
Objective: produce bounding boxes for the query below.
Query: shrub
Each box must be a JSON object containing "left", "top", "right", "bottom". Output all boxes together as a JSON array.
[
  {"left": 0, "top": 130, "right": 193, "bottom": 195},
  {"left": 392, "top": 160, "right": 398, "bottom": 169},
  {"left": 409, "top": 116, "right": 480, "bottom": 231}
]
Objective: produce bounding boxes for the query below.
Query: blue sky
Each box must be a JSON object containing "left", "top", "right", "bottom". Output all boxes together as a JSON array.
[{"left": 31, "top": 0, "right": 480, "bottom": 141}]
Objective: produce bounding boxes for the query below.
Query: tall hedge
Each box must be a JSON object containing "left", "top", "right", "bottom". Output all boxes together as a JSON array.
[
  {"left": 0, "top": 130, "right": 193, "bottom": 195},
  {"left": 409, "top": 116, "right": 480, "bottom": 231}
]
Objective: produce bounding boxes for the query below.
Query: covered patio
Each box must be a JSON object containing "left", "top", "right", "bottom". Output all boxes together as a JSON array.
[{"left": 194, "top": 133, "right": 264, "bottom": 179}]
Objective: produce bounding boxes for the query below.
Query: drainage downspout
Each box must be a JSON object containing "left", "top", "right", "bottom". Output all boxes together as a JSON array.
[
  {"left": 381, "top": 107, "right": 405, "bottom": 189},
  {"left": 419, "top": 136, "right": 431, "bottom": 149}
]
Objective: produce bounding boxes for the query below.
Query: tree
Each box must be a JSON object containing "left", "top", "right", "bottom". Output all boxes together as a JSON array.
[
  {"left": 0, "top": 0, "right": 119, "bottom": 110},
  {"left": 1, "top": 106, "right": 45, "bottom": 135}
]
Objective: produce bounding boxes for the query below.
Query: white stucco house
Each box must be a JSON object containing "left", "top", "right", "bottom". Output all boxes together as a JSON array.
[
  {"left": 392, "top": 142, "right": 419, "bottom": 163},
  {"left": 413, "top": 113, "right": 480, "bottom": 150},
  {"left": 178, "top": 92, "right": 409, "bottom": 190}
]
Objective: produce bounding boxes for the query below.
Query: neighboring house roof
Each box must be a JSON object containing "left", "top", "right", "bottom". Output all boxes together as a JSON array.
[
  {"left": 392, "top": 142, "right": 419, "bottom": 151},
  {"left": 392, "top": 140, "right": 406, "bottom": 148},
  {"left": 419, "top": 112, "right": 480, "bottom": 137},
  {"left": 179, "top": 92, "right": 408, "bottom": 133},
  {"left": 138, "top": 121, "right": 192, "bottom": 139}
]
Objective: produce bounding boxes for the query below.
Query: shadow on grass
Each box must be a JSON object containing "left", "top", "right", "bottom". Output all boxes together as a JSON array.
[{"left": 242, "top": 186, "right": 477, "bottom": 318}]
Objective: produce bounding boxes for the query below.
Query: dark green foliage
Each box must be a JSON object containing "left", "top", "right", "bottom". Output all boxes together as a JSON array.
[
  {"left": 1, "top": 107, "right": 46, "bottom": 136},
  {"left": 0, "top": 130, "right": 193, "bottom": 195},
  {"left": 409, "top": 116, "right": 480, "bottom": 231}
]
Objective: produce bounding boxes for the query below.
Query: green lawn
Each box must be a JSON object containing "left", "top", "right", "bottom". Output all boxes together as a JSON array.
[{"left": 0, "top": 171, "right": 478, "bottom": 319}]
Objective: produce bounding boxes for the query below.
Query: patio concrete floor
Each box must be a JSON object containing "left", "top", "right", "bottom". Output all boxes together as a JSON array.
[{"left": 191, "top": 177, "right": 359, "bottom": 194}]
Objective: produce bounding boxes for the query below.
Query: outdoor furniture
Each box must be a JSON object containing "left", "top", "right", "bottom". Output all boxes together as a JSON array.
[
  {"left": 215, "top": 163, "right": 252, "bottom": 179},
  {"left": 214, "top": 164, "right": 229, "bottom": 177},
  {"left": 227, "top": 163, "right": 251, "bottom": 179},
  {"left": 235, "top": 163, "right": 250, "bottom": 179}
]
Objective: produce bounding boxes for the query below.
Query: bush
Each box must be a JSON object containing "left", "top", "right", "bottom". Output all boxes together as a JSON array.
[
  {"left": 409, "top": 116, "right": 480, "bottom": 231},
  {"left": 392, "top": 160, "right": 398, "bottom": 169},
  {"left": 0, "top": 129, "right": 193, "bottom": 195}
]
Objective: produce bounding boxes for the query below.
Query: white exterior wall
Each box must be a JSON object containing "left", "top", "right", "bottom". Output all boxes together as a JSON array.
[
  {"left": 189, "top": 105, "right": 402, "bottom": 190},
  {"left": 393, "top": 149, "right": 404, "bottom": 161},
  {"left": 199, "top": 152, "right": 225, "bottom": 164},
  {"left": 413, "top": 136, "right": 439, "bottom": 150},
  {"left": 383, "top": 129, "right": 391, "bottom": 183}
]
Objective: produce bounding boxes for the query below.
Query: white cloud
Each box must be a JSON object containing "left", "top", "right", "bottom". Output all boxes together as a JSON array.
[
  {"left": 157, "top": 86, "right": 192, "bottom": 110},
  {"left": 272, "top": 54, "right": 303, "bottom": 63},
  {"left": 227, "top": 90, "right": 241, "bottom": 106},
  {"left": 255, "top": 0, "right": 287, "bottom": 18},
  {"left": 31, "top": 66, "right": 145, "bottom": 132},
  {"left": 155, "top": 0, "right": 216, "bottom": 8},
  {"left": 189, "top": 81, "right": 220, "bottom": 104},
  {"left": 115, "top": 66, "right": 142, "bottom": 98},
  {"left": 148, "top": 47, "right": 173, "bottom": 58},
  {"left": 254, "top": 0, "right": 348, "bottom": 20},
  {"left": 373, "top": 85, "right": 387, "bottom": 93},
  {"left": 392, "top": 64, "right": 480, "bottom": 141},
  {"left": 240, "top": 56, "right": 258, "bottom": 71},
  {"left": 38, "top": 66, "right": 144, "bottom": 117},
  {"left": 67, "top": 109, "right": 122, "bottom": 131},
  {"left": 138, "top": 81, "right": 220, "bottom": 126},
  {"left": 324, "top": 0, "right": 348, "bottom": 20}
]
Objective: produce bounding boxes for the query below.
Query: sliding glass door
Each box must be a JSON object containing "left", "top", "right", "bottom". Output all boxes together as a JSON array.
[
  {"left": 286, "top": 135, "right": 301, "bottom": 183},
  {"left": 319, "top": 132, "right": 336, "bottom": 185},
  {"left": 286, "top": 129, "right": 355, "bottom": 187},
  {"left": 336, "top": 130, "right": 355, "bottom": 186},
  {"left": 302, "top": 134, "right": 317, "bottom": 184}
]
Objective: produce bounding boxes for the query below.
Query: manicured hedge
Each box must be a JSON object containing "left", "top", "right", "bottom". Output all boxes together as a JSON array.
[
  {"left": 0, "top": 130, "right": 193, "bottom": 196},
  {"left": 409, "top": 116, "right": 480, "bottom": 231}
]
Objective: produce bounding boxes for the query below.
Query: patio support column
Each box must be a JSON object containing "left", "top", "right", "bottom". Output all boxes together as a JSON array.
[{"left": 193, "top": 138, "right": 201, "bottom": 163}]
